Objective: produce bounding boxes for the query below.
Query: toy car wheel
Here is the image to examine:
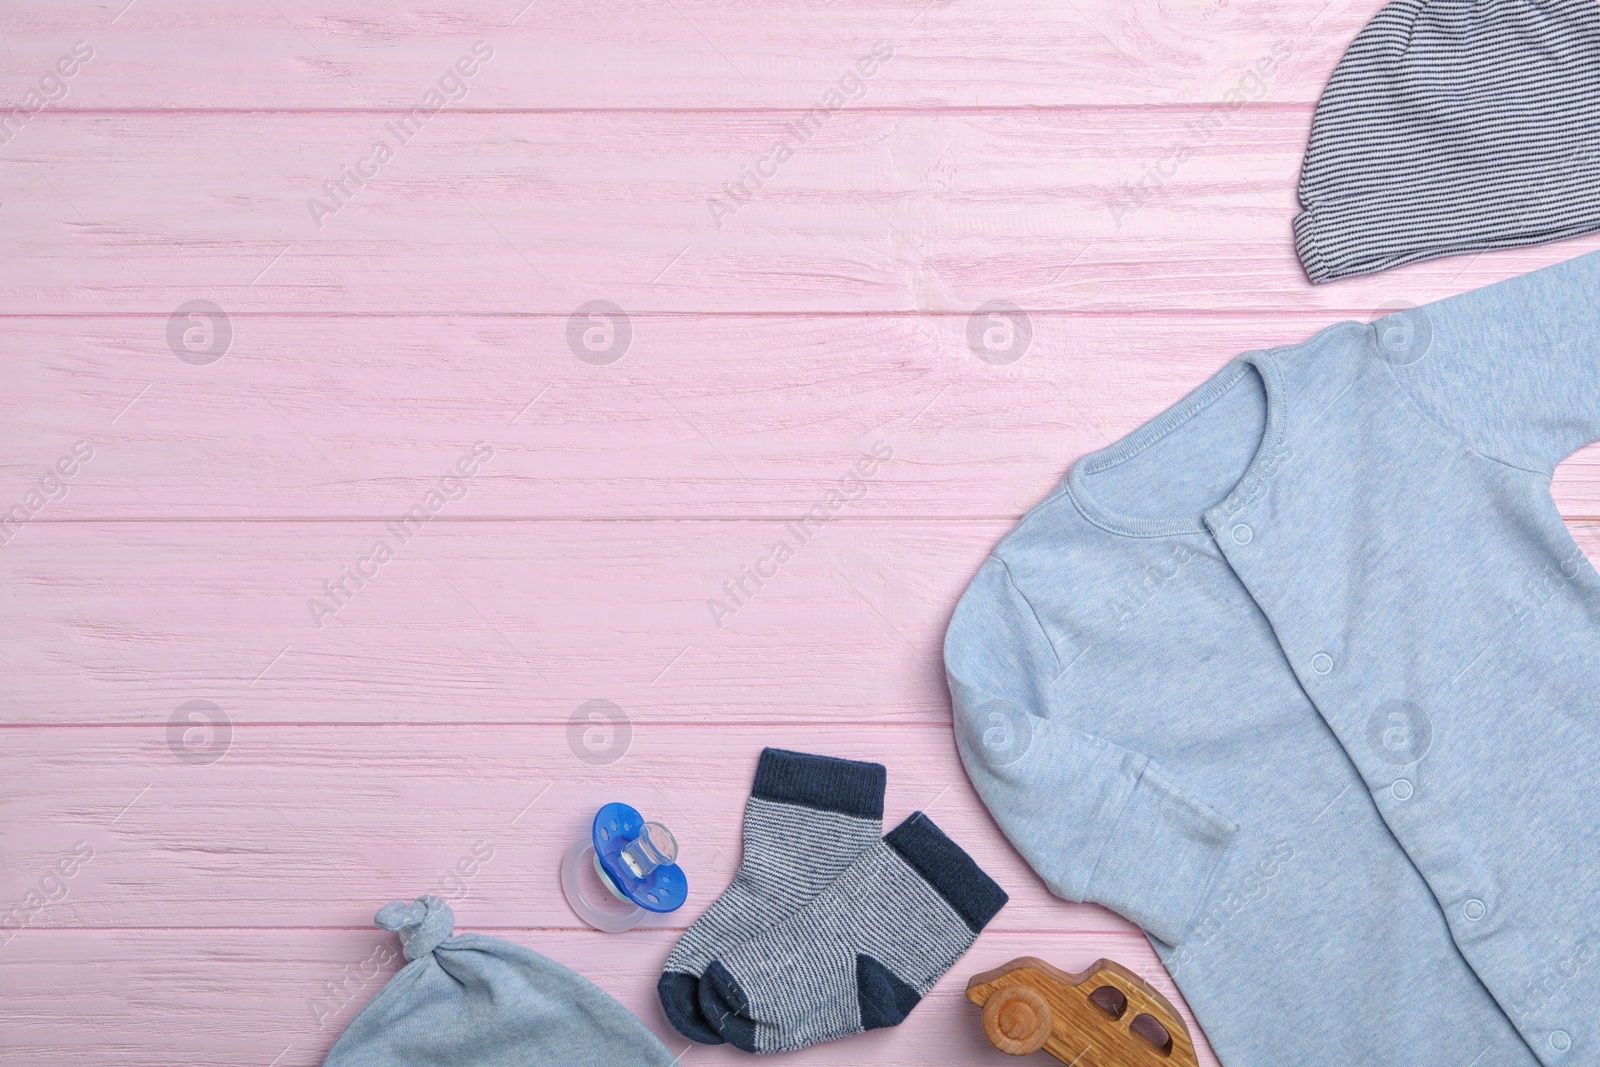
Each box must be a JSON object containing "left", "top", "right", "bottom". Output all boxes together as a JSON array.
[{"left": 982, "top": 983, "right": 1052, "bottom": 1056}]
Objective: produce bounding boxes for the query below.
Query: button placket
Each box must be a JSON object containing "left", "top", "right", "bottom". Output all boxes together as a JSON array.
[{"left": 1430, "top": 840, "right": 1500, "bottom": 946}]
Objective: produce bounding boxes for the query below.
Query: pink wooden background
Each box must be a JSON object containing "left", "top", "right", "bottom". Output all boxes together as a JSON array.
[{"left": 4, "top": 1, "right": 1599, "bottom": 1064}]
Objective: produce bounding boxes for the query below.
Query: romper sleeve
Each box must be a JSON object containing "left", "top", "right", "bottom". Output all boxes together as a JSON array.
[
  {"left": 943, "top": 556, "right": 1237, "bottom": 947},
  {"left": 1383, "top": 249, "right": 1600, "bottom": 474}
]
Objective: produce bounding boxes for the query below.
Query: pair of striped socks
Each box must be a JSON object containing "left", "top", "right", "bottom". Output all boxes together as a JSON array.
[{"left": 657, "top": 748, "right": 1007, "bottom": 1054}]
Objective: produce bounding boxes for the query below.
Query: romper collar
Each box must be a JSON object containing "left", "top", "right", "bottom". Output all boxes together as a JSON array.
[{"left": 1064, "top": 350, "right": 1289, "bottom": 539}]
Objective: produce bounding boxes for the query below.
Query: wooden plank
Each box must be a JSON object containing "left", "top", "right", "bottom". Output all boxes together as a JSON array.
[
  {"left": 0, "top": 722, "right": 1134, "bottom": 934},
  {"left": 0, "top": 311, "right": 1267, "bottom": 521},
  {"left": 16, "top": 311, "right": 1596, "bottom": 521},
  {"left": 5, "top": 111, "right": 1599, "bottom": 316},
  {"left": 0, "top": 927, "right": 1218, "bottom": 1066},
  {"left": 5, "top": 520, "right": 1598, "bottom": 726},
  {"left": 0, "top": 519, "right": 998, "bottom": 725},
  {"left": 1, "top": 5, "right": 1592, "bottom": 1065},
  {"left": 0, "top": 0, "right": 1376, "bottom": 110}
]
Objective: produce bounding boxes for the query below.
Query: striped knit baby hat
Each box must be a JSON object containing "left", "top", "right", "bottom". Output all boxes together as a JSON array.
[{"left": 1294, "top": 0, "right": 1600, "bottom": 284}]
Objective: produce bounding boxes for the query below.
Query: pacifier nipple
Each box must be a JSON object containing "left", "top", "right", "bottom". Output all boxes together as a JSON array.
[{"left": 619, "top": 822, "right": 677, "bottom": 880}]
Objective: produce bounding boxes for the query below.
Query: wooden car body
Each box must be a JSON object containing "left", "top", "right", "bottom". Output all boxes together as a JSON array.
[{"left": 965, "top": 956, "right": 1198, "bottom": 1066}]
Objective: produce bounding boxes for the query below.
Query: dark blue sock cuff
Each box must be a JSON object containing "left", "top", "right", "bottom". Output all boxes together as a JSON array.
[
  {"left": 885, "top": 812, "right": 1008, "bottom": 933},
  {"left": 751, "top": 748, "right": 886, "bottom": 820}
]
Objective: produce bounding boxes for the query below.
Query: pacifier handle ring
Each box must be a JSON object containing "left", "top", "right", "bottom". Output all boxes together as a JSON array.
[{"left": 560, "top": 838, "right": 648, "bottom": 933}]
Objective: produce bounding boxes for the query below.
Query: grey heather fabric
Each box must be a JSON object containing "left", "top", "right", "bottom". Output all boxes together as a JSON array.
[
  {"left": 322, "top": 896, "right": 677, "bottom": 1067},
  {"left": 1295, "top": 0, "right": 1600, "bottom": 284}
]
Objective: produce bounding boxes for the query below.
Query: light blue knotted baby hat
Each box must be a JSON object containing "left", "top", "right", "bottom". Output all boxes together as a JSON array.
[{"left": 323, "top": 895, "right": 678, "bottom": 1067}]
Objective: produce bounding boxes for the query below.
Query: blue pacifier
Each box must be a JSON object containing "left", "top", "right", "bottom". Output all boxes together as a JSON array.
[{"left": 560, "top": 802, "right": 687, "bottom": 933}]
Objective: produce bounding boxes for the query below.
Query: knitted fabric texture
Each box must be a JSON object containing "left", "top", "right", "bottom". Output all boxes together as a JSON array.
[
  {"left": 1294, "top": 0, "right": 1600, "bottom": 284},
  {"left": 322, "top": 896, "right": 677, "bottom": 1067},
  {"left": 699, "top": 812, "right": 1007, "bottom": 1055},
  {"left": 659, "top": 748, "right": 887, "bottom": 1045},
  {"left": 945, "top": 250, "right": 1600, "bottom": 1065}
]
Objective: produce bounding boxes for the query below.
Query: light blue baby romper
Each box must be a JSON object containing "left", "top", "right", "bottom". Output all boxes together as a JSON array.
[{"left": 946, "top": 250, "right": 1600, "bottom": 1066}]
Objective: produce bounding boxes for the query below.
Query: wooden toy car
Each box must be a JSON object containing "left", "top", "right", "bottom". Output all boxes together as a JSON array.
[{"left": 965, "top": 957, "right": 1198, "bottom": 1066}]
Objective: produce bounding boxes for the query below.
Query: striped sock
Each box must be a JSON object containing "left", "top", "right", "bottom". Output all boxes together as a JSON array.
[
  {"left": 698, "top": 812, "right": 1007, "bottom": 1054},
  {"left": 658, "top": 748, "right": 886, "bottom": 1044}
]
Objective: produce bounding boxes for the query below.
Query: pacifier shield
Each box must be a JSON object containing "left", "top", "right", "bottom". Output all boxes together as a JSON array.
[{"left": 592, "top": 802, "right": 688, "bottom": 914}]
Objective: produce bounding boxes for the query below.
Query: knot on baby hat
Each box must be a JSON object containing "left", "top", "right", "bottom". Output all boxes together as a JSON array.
[
  {"left": 374, "top": 895, "right": 454, "bottom": 960},
  {"left": 1294, "top": 0, "right": 1600, "bottom": 283},
  {"left": 323, "top": 896, "right": 678, "bottom": 1067}
]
